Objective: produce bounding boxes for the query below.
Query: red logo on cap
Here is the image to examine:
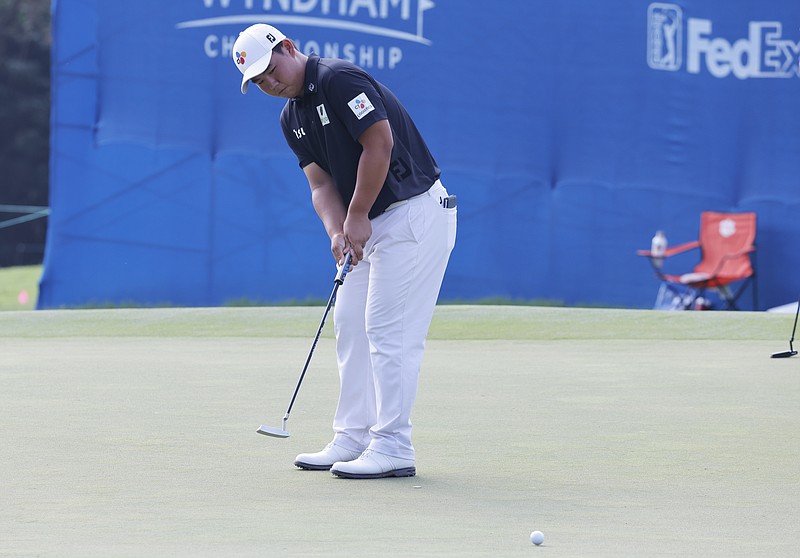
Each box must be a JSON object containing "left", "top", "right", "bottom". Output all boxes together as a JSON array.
[{"left": 236, "top": 50, "right": 247, "bottom": 65}]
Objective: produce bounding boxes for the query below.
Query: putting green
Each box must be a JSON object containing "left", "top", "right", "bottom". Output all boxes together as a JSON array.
[{"left": 1, "top": 306, "right": 798, "bottom": 556}]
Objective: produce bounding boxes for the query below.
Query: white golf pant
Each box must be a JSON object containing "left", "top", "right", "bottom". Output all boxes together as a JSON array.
[{"left": 331, "top": 180, "right": 456, "bottom": 460}]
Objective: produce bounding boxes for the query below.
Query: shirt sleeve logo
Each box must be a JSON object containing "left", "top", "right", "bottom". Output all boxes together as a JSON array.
[{"left": 348, "top": 93, "right": 375, "bottom": 120}]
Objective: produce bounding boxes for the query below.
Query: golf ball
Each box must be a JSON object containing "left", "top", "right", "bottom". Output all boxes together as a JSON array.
[{"left": 530, "top": 530, "right": 544, "bottom": 545}]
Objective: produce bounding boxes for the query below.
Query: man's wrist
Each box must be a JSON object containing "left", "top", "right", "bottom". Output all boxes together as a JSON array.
[{"left": 346, "top": 204, "right": 370, "bottom": 218}]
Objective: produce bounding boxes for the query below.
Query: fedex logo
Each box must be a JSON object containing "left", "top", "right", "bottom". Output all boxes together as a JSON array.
[{"left": 648, "top": 3, "right": 800, "bottom": 79}]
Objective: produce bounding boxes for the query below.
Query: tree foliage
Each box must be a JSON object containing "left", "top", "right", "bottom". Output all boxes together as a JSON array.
[{"left": 0, "top": 0, "right": 50, "bottom": 266}]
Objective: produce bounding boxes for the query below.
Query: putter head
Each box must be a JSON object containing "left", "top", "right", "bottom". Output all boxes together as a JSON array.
[
  {"left": 257, "top": 425, "right": 291, "bottom": 438},
  {"left": 770, "top": 350, "right": 798, "bottom": 359}
]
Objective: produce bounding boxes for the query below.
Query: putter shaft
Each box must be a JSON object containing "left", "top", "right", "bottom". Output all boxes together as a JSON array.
[{"left": 257, "top": 254, "right": 353, "bottom": 438}]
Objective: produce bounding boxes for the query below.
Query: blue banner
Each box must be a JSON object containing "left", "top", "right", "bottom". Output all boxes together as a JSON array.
[{"left": 41, "top": 1, "right": 800, "bottom": 309}]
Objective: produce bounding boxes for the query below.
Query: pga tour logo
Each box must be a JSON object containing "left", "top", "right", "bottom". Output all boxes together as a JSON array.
[
  {"left": 647, "top": 2, "right": 800, "bottom": 79},
  {"left": 647, "top": 3, "right": 681, "bottom": 70}
]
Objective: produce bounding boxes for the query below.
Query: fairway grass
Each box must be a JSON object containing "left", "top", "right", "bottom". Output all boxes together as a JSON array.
[{"left": 0, "top": 304, "right": 793, "bottom": 341}]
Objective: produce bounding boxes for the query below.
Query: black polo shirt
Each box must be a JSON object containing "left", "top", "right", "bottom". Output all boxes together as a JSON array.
[{"left": 280, "top": 54, "right": 440, "bottom": 219}]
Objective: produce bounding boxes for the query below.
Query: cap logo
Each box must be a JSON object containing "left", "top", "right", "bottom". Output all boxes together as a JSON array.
[
  {"left": 266, "top": 33, "right": 276, "bottom": 43},
  {"left": 236, "top": 50, "right": 247, "bottom": 65}
]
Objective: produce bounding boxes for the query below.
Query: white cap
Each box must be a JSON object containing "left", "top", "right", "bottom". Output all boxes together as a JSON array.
[{"left": 232, "top": 24, "right": 287, "bottom": 94}]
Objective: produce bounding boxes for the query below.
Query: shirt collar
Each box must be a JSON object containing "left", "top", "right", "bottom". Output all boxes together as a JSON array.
[{"left": 302, "top": 53, "right": 321, "bottom": 97}]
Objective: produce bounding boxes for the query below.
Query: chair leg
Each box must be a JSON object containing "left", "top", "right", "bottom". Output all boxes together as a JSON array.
[
  {"left": 682, "top": 288, "right": 700, "bottom": 310},
  {"left": 656, "top": 282, "right": 681, "bottom": 310},
  {"left": 716, "top": 285, "right": 737, "bottom": 310},
  {"left": 721, "top": 279, "right": 756, "bottom": 311},
  {"left": 656, "top": 282, "right": 697, "bottom": 310}
]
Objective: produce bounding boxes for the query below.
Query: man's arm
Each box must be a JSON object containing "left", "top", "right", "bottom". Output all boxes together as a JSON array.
[
  {"left": 344, "top": 119, "right": 393, "bottom": 263},
  {"left": 303, "top": 162, "right": 349, "bottom": 265}
]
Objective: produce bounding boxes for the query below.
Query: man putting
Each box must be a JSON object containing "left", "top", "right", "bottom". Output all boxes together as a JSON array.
[{"left": 233, "top": 24, "right": 456, "bottom": 479}]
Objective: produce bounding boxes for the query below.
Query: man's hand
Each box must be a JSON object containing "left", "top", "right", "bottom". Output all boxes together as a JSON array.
[
  {"left": 330, "top": 232, "right": 349, "bottom": 266},
  {"left": 343, "top": 212, "right": 371, "bottom": 265}
]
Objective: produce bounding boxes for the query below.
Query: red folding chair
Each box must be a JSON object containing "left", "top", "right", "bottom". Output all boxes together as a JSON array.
[{"left": 638, "top": 212, "right": 758, "bottom": 310}]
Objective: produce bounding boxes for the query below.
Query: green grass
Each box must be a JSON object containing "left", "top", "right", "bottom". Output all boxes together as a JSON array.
[
  {"left": 0, "top": 262, "right": 792, "bottom": 342},
  {"left": 2, "top": 305, "right": 799, "bottom": 556},
  {"left": 0, "top": 265, "right": 789, "bottom": 348},
  {"left": 0, "top": 265, "right": 572, "bottom": 311},
  {"left": 0, "top": 265, "right": 40, "bottom": 311},
  {"left": 0, "top": 304, "right": 791, "bottom": 342}
]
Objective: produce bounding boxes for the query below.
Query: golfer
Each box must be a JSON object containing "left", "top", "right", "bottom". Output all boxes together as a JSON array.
[{"left": 233, "top": 24, "right": 456, "bottom": 479}]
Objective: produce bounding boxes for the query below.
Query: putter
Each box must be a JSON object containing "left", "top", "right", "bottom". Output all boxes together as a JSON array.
[
  {"left": 771, "top": 296, "right": 799, "bottom": 358},
  {"left": 257, "top": 253, "right": 353, "bottom": 438}
]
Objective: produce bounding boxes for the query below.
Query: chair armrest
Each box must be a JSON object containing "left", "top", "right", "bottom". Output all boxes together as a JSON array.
[
  {"left": 663, "top": 240, "right": 700, "bottom": 257},
  {"left": 637, "top": 240, "right": 700, "bottom": 258}
]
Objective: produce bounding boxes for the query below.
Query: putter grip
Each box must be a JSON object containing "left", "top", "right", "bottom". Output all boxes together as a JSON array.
[{"left": 335, "top": 252, "right": 352, "bottom": 285}]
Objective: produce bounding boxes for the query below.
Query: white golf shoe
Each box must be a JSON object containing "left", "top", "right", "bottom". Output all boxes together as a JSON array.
[
  {"left": 330, "top": 449, "right": 416, "bottom": 479},
  {"left": 294, "top": 442, "right": 363, "bottom": 471}
]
